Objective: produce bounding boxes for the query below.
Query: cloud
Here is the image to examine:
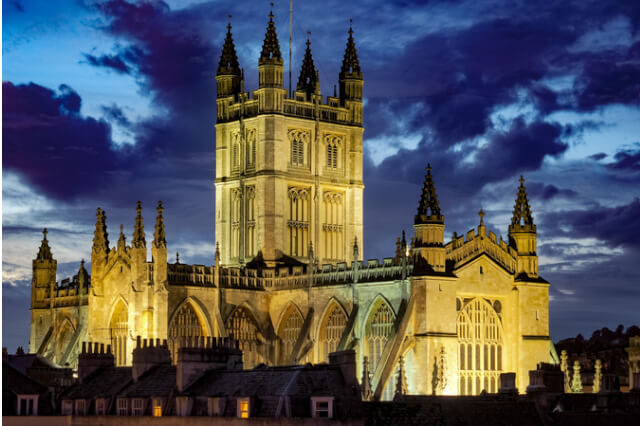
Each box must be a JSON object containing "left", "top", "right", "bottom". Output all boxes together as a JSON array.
[
  {"left": 10, "top": 0, "right": 24, "bottom": 13},
  {"left": 590, "top": 152, "right": 607, "bottom": 161},
  {"left": 607, "top": 144, "right": 640, "bottom": 171},
  {"left": 82, "top": 52, "right": 130, "bottom": 74}
]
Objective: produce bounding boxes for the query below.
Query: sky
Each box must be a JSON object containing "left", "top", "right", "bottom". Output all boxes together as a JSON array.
[{"left": 3, "top": 0, "right": 640, "bottom": 353}]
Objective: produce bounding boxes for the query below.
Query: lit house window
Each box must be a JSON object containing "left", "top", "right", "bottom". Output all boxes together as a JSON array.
[
  {"left": 132, "top": 398, "right": 144, "bottom": 416},
  {"left": 311, "top": 397, "right": 334, "bottom": 418},
  {"left": 96, "top": 398, "right": 105, "bottom": 415},
  {"left": 117, "top": 398, "right": 128, "bottom": 416},
  {"left": 237, "top": 397, "right": 250, "bottom": 419}
]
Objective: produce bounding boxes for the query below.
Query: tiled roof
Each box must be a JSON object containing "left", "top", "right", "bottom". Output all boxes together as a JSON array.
[
  {"left": 120, "top": 365, "right": 176, "bottom": 397},
  {"left": 3, "top": 362, "right": 47, "bottom": 395},
  {"left": 63, "top": 367, "right": 132, "bottom": 399},
  {"left": 185, "top": 364, "right": 356, "bottom": 398}
]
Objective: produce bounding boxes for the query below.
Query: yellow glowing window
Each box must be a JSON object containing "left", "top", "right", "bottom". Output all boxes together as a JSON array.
[
  {"left": 239, "top": 400, "right": 250, "bottom": 418},
  {"left": 153, "top": 405, "right": 162, "bottom": 417}
]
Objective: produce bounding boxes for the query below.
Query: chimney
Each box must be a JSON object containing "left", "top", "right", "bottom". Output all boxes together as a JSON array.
[
  {"left": 176, "top": 337, "right": 243, "bottom": 392},
  {"left": 78, "top": 342, "right": 115, "bottom": 383},
  {"left": 329, "top": 349, "right": 358, "bottom": 388},
  {"left": 499, "top": 372, "right": 518, "bottom": 394},
  {"left": 131, "top": 336, "right": 171, "bottom": 382}
]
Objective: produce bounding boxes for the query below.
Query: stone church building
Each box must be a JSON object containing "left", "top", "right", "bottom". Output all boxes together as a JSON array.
[{"left": 29, "top": 11, "right": 553, "bottom": 399}]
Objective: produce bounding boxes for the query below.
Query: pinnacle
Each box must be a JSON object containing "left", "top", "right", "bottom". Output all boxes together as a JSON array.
[
  {"left": 296, "top": 34, "right": 317, "bottom": 98},
  {"left": 154, "top": 200, "right": 167, "bottom": 248},
  {"left": 218, "top": 20, "right": 241, "bottom": 76},
  {"left": 260, "top": 10, "right": 282, "bottom": 63},
  {"left": 415, "top": 163, "right": 444, "bottom": 224},
  {"left": 36, "top": 227, "right": 53, "bottom": 261},
  {"left": 341, "top": 21, "right": 361, "bottom": 77},
  {"left": 511, "top": 176, "right": 534, "bottom": 228}
]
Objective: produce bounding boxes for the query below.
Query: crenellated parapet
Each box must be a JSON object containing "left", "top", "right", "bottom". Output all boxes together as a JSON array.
[{"left": 446, "top": 225, "right": 517, "bottom": 274}]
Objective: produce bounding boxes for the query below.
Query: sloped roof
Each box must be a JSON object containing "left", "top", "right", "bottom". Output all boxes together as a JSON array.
[
  {"left": 4, "top": 353, "right": 57, "bottom": 374},
  {"left": 185, "top": 364, "right": 355, "bottom": 398},
  {"left": 120, "top": 365, "right": 176, "bottom": 398},
  {"left": 63, "top": 366, "right": 132, "bottom": 399},
  {"left": 3, "top": 362, "right": 47, "bottom": 395}
]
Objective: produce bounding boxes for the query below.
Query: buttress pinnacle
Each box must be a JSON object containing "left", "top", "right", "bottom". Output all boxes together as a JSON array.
[
  {"left": 153, "top": 201, "right": 167, "bottom": 248},
  {"left": 297, "top": 34, "right": 318, "bottom": 98},
  {"left": 133, "top": 201, "right": 146, "bottom": 248}
]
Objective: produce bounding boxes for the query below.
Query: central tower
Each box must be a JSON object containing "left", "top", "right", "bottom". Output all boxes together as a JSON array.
[{"left": 215, "top": 13, "right": 364, "bottom": 266}]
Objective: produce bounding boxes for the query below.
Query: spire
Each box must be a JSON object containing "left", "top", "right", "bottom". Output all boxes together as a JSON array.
[
  {"left": 133, "top": 201, "right": 146, "bottom": 248},
  {"left": 296, "top": 33, "right": 317, "bottom": 98},
  {"left": 217, "top": 18, "right": 241, "bottom": 76},
  {"left": 117, "top": 224, "right": 126, "bottom": 251},
  {"left": 510, "top": 176, "right": 534, "bottom": 229},
  {"left": 92, "top": 208, "right": 109, "bottom": 254},
  {"left": 340, "top": 20, "right": 361, "bottom": 78},
  {"left": 395, "top": 356, "right": 409, "bottom": 396},
  {"left": 415, "top": 164, "right": 444, "bottom": 224},
  {"left": 153, "top": 201, "right": 166, "bottom": 249},
  {"left": 259, "top": 8, "right": 282, "bottom": 64},
  {"left": 36, "top": 228, "right": 53, "bottom": 260},
  {"left": 361, "top": 356, "right": 373, "bottom": 401}
]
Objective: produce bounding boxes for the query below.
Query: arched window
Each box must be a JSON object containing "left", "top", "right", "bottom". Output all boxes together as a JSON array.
[
  {"left": 457, "top": 298, "right": 503, "bottom": 395},
  {"left": 365, "top": 299, "right": 396, "bottom": 400},
  {"left": 226, "top": 307, "right": 263, "bottom": 369},
  {"left": 322, "top": 192, "right": 344, "bottom": 260},
  {"left": 288, "top": 188, "right": 310, "bottom": 256},
  {"left": 277, "top": 305, "right": 304, "bottom": 365},
  {"left": 326, "top": 143, "right": 339, "bottom": 169},
  {"left": 168, "top": 302, "right": 207, "bottom": 363},
  {"left": 318, "top": 302, "right": 347, "bottom": 362},
  {"left": 289, "top": 130, "right": 307, "bottom": 166},
  {"left": 232, "top": 142, "right": 240, "bottom": 169},
  {"left": 110, "top": 301, "right": 128, "bottom": 366},
  {"left": 246, "top": 129, "right": 256, "bottom": 168}
]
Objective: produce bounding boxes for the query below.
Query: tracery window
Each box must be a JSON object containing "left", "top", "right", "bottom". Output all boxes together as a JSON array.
[
  {"left": 277, "top": 305, "right": 303, "bottom": 365},
  {"left": 231, "top": 188, "right": 242, "bottom": 259},
  {"left": 110, "top": 301, "right": 128, "bottom": 366},
  {"left": 318, "top": 303, "right": 347, "bottom": 362},
  {"left": 365, "top": 300, "right": 396, "bottom": 400},
  {"left": 322, "top": 191, "right": 344, "bottom": 260},
  {"left": 168, "top": 302, "right": 206, "bottom": 363},
  {"left": 457, "top": 298, "right": 503, "bottom": 395},
  {"left": 289, "top": 129, "right": 308, "bottom": 166},
  {"left": 246, "top": 186, "right": 256, "bottom": 257},
  {"left": 288, "top": 187, "right": 310, "bottom": 256},
  {"left": 246, "top": 129, "right": 256, "bottom": 168},
  {"left": 324, "top": 134, "right": 342, "bottom": 169},
  {"left": 226, "top": 307, "right": 263, "bottom": 369}
]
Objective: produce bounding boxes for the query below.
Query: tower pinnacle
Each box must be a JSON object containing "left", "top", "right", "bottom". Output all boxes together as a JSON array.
[
  {"left": 217, "top": 19, "right": 241, "bottom": 76},
  {"left": 260, "top": 8, "right": 282, "bottom": 64},
  {"left": 36, "top": 228, "right": 53, "bottom": 261},
  {"left": 415, "top": 164, "right": 444, "bottom": 224},
  {"left": 92, "top": 208, "right": 109, "bottom": 255},
  {"left": 153, "top": 201, "right": 166, "bottom": 249},
  {"left": 340, "top": 19, "right": 361, "bottom": 78},
  {"left": 133, "top": 201, "right": 146, "bottom": 248},
  {"left": 296, "top": 33, "right": 318, "bottom": 99},
  {"left": 510, "top": 176, "right": 535, "bottom": 231}
]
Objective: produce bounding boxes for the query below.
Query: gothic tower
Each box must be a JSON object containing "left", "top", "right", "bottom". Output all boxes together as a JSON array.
[
  {"left": 29, "top": 228, "right": 57, "bottom": 353},
  {"left": 215, "top": 12, "right": 364, "bottom": 266},
  {"left": 413, "top": 165, "right": 445, "bottom": 272}
]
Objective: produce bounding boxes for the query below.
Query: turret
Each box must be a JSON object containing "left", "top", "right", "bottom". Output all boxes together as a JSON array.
[
  {"left": 131, "top": 201, "right": 147, "bottom": 284},
  {"left": 216, "top": 20, "right": 242, "bottom": 99},
  {"left": 339, "top": 21, "right": 363, "bottom": 124},
  {"left": 152, "top": 201, "right": 167, "bottom": 285},
  {"left": 296, "top": 35, "right": 318, "bottom": 101},
  {"left": 91, "top": 208, "right": 109, "bottom": 294},
  {"left": 77, "top": 259, "right": 89, "bottom": 294},
  {"left": 256, "top": 9, "right": 285, "bottom": 112},
  {"left": 508, "top": 176, "right": 538, "bottom": 278},
  {"left": 413, "top": 164, "right": 446, "bottom": 272},
  {"left": 31, "top": 228, "right": 57, "bottom": 306}
]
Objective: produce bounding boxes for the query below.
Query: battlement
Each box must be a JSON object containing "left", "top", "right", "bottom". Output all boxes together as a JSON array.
[
  {"left": 167, "top": 263, "right": 214, "bottom": 286},
  {"left": 446, "top": 226, "right": 517, "bottom": 274}
]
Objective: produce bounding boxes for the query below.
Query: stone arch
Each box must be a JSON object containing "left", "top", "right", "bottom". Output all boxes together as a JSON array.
[
  {"left": 275, "top": 302, "right": 304, "bottom": 365},
  {"left": 54, "top": 317, "right": 75, "bottom": 366},
  {"left": 225, "top": 303, "right": 264, "bottom": 369},
  {"left": 457, "top": 297, "right": 504, "bottom": 395},
  {"left": 168, "top": 297, "right": 213, "bottom": 363},
  {"left": 363, "top": 295, "right": 396, "bottom": 400},
  {"left": 316, "top": 298, "right": 349, "bottom": 363},
  {"left": 109, "top": 298, "right": 129, "bottom": 366}
]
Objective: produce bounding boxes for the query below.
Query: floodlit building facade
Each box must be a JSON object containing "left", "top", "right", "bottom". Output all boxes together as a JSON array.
[{"left": 29, "top": 11, "right": 553, "bottom": 398}]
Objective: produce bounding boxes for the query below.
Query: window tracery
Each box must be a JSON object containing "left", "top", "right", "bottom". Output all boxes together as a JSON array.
[
  {"left": 110, "top": 301, "right": 128, "bottom": 366},
  {"left": 168, "top": 302, "right": 206, "bottom": 363},
  {"left": 289, "top": 129, "right": 309, "bottom": 166},
  {"left": 226, "top": 307, "right": 262, "bottom": 368},
  {"left": 287, "top": 187, "right": 310, "bottom": 256},
  {"left": 322, "top": 191, "right": 344, "bottom": 260},
  {"left": 277, "top": 305, "right": 303, "bottom": 364},
  {"left": 318, "top": 302, "right": 347, "bottom": 362},
  {"left": 365, "top": 300, "right": 396, "bottom": 400}
]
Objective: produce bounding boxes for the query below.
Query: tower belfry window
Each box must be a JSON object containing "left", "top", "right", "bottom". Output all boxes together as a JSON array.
[{"left": 289, "top": 130, "right": 308, "bottom": 166}]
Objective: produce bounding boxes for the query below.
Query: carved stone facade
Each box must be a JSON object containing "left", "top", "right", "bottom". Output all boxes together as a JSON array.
[{"left": 29, "top": 12, "right": 552, "bottom": 398}]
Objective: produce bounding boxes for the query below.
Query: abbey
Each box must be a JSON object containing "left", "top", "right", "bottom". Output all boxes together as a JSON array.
[{"left": 29, "top": 11, "right": 552, "bottom": 398}]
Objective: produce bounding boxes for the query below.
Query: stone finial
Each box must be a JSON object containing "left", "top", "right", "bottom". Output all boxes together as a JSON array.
[
  {"left": 478, "top": 209, "right": 485, "bottom": 226},
  {"left": 509, "top": 175, "right": 535, "bottom": 231},
  {"left": 353, "top": 237, "right": 359, "bottom": 261},
  {"left": 415, "top": 164, "right": 444, "bottom": 224},
  {"left": 395, "top": 356, "right": 409, "bottom": 396},
  {"left": 340, "top": 19, "right": 361, "bottom": 77},
  {"left": 297, "top": 34, "right": 318, "bottom": 98},
  {"left": 92, "top": 208, "right": 110, "bottom": 254},
  {"left": 36, "top": 227, "right": 53, "bottom": 261},
  {"left": 217, "top": 17, "right": 241, "bottom": 76},
  {"left": 361, "top": 356, "right": 372, "bottom": 401},
  {"left": 153, "top": 201, "right": 166, "bottom": 248},
  {"left": 571, "top": 360, "right": 583, "bottom": 393},
  {"left": 215, "top": 241, "right": 221, "bottom": 264},
  {"left": 132, "top": 201, "right": 146, "bottom": 248},
  {"left": 259, "top": 7, "right": 282, "bottom": 63},
  {"left": 593, "top": 359, "right": 602, "bottom": 393},
  {"left": 176, "top": 251, "right": 180, "bottom": 264},
  {"left": 117, "top": 224, "right": 126, "bottom": 251}
]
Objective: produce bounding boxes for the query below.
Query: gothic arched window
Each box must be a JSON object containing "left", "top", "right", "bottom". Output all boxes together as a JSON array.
[
  {"left": 457, "top": 298, "right": 503, "bottom": 395},
  {"left": 226, "top": 307, "right": 263, "bottom": 369},
  {"left": 109, "top": 301, "right": 128, "bottom": 366},
  {"left": 277, "top": 305, "right": 304, "bottom": 365},
  {"left": 168, "top": 302, "right": 207, "bottom": 363},
  {"left": 365, "top": 299, "right": 396, "bottom": 400},
  {"left": 289, "top": 130, "right": 308, "bottom": 166},
  {"left": 318, "top": 302, "right": 347, "bottom": 362}
]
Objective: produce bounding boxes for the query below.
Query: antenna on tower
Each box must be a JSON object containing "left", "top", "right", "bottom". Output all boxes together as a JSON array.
[{"left": 289, "top": 0, "right": 293, "bottom": 98}]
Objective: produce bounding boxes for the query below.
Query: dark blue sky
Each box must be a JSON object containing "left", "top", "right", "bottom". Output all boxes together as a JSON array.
[{"left": 3, "top": 0, "right": 640, "bottom": 352}]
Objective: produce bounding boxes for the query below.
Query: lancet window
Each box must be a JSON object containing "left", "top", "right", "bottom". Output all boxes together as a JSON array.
[
  {"left": 289, "top": 130, "right": 308, "bottom": 166},
  {"left": 277, "top": 305, "right": 304, "bottom": 365},
  {"left": 322, "top": 191, "right": 344, "bottom": 260},
  {"left": 231, "top": 188, "right": 242, "bottom": 259},
  {"left": 246, "top": 129, "right": 256, "bottom": 168},
  {"left": 318, "top": 303, "right": 347, "bottom": 362},
  {"left": 232, "top": 131, "right": 241, "bottom": 171},
  {"left": 226, "top": 307, "right": 262, "bottom": 369},
  {"left": 457, "top": 298, "right": 503, "bottom": 395},
  {"left": 365, "top": 300, "right": 396, "bottom": 400},
  {"left": 109, "top": 301, "right": 128, "bottom": 366},
  {"left": 246, "top": 186, "right": 256, "bottom": 257},
  {"left": 324, "top": 134, "right": 342, "bottom": 169},
  {"left": 168, "top": 302, "right": 206, "bottom": 363},
  {"left": 287, "top": 187, "right": 310, "bottom": 257}
]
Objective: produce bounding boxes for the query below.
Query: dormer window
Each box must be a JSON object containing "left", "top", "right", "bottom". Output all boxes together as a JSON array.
[
  {"left": 311, "top": 396, "right": 334, "bottom": 418},
  {"left": 237, "top": 397, "right": 250, "bottom": 419}
]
